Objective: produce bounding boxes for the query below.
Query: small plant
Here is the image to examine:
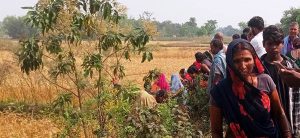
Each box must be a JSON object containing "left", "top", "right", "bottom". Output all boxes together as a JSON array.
[
  {"left": 186, "top": 74, "right": 210, "bottom": 134},
  {"left": 52, "top": 93, "right": 81, "bottom": 137},
  {"left": 19, "top": 0, "right": 156, "bottom": 137},
  {"left": 125, "top": 107, "right": 169, "bottom": 138}
]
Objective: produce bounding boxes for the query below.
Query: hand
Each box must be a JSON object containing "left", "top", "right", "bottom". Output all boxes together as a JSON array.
[{"left": 279, "top": 69, "right": 300, "bottom": 87}]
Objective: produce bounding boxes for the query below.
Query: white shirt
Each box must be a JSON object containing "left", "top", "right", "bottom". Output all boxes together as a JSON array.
[{"left": 250, "top": 32, "right": 266, "bottom": 57}]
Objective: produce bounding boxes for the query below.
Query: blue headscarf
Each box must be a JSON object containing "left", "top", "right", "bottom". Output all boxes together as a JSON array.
[
  {"left": 170, "top": 74, "right": 184, "bottom": 93},
  {"left": 211, "top": 39, "right": 278, "bottom": 137}
]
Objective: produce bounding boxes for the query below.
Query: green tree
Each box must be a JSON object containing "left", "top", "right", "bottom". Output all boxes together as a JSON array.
[
  {"left": 196, "top": 26, "right": 207, "bottom": 36},
  {"left": 0, "top": 22, "right": 6, "bottom": 37},
  {"left": 179, "top": 17, "right": 198, "bottom": 37},
  {"left": 217, "top": 25, "right": 240, "bottom": 36},
  {"left": 238, "top": 21, "right": 248, "bottom": 31},
  {"left": 1, "top": 16, "right": 37, "bottom": 39},
  {"left": 280, "top": 7, "right": 300, "bottom": 35},
  {"left": 186, "top": 17, "right": 197, "bottom": 28},
  {"left": 156, "top": 20, "right": 181, "bottom": 37},
  {"left": 18, "top": 0, "right": 154, "bottom": 137},
  {"left": 204, "top": 20, "right": 217, "bottom": 35}
]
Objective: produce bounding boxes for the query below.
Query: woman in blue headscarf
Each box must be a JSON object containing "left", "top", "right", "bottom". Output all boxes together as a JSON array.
[
  {"left": 209, "top": 39, "right": 291, "bottom": 138},
  {"left": 170, "top": 74, "right": 184, "bottom": 94}
]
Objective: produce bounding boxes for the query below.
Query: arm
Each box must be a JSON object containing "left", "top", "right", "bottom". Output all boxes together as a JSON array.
[
  {"left": 279, "top": 68, "right": 300, "bottom": 87},
  {"left": 213, "top": 74, "right": 222, "bottom": 85},
  {"left": 269, "top": 90, "right": 292, "bottom": 138},
  {"left": 171, "top": 88, "right": 184, "bottom": 98},
  {"left": 210, "top": 105, "right": 223, "bottom": 138},
  {"left": 201, "top": 64, "right": 210, "bottom": 74}
]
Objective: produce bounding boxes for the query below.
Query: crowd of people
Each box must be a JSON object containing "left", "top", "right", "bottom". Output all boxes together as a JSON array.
[
  {"left": 209, "top": 16, "right": 300, "bottom": 138},
  {"left": 131, "top": 16, "right": 300, "bottom": 138}
]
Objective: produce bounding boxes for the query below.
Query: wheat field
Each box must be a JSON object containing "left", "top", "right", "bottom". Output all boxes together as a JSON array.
[{"left": 0, "top": 39, "right": 209, "bottom": 137}]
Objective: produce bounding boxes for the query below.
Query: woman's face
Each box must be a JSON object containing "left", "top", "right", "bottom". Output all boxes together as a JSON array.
[{"left": 233, "top": 49, "right": 255, "bottom": 77}]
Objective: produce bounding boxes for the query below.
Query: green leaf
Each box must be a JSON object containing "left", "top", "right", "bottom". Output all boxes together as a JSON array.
[
  {"left": 82, "top": 53, "right": 102, "bottom": 78},
  {"left": 18, "top": 37, "right": 43, "bottom": 74},
  {"left": 102, "top": 2, "right": 112, "bottom": 20},
  {"left": 124, "top": 51, "right": 131, "bottom": 60},
  {"left": 141, "top": 52, "right": 147, "bottom": 63},
  {"left": 148, "top": 52, "right": 153, "bottom": 62}
]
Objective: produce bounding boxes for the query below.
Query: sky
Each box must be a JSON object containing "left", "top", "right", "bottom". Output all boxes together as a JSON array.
[{"left": 1, "top": 0, "right": 300, "bottom": 28}]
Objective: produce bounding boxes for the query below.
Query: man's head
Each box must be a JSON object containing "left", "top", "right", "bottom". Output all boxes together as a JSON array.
[
  {"left": 232, "top": 34, "right": 241, "bottom": 40},
  {"left": 241, "top": 27, "right": 250, "bottom": 40},
  {"left": 243, "top": 27, "right": 250, "bottom": 34},
  {"left": 210, "top": 39, "right": 223, "bottom": 55},
  {"left": 214, "top": 32, "right": 224, "bottom": 42},
  {"left": 263, "top": 25, "right": 284, "bottom": 57},
  {"left": 288, "top": 22, "right": 299, "bottom": 39},
  {"left": 248, "top": 16, "right": 264, "bottom": 36}
]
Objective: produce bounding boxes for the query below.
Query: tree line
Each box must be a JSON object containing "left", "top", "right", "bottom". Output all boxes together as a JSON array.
[{"left": 0, "top": 7, "right": 299, "bottom": 39}]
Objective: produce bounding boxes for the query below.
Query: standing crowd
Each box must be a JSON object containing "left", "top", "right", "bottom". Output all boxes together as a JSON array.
[
  {"left": 209, "top": 16, "right": 300, "bottom": 138},
  {"left": 133, "top": 16, "right": 300, "bottom": 138}
]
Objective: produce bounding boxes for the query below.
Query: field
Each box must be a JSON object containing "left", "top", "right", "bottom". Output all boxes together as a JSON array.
[{"left": 0, "top": 38, "right": 210, "bottom": 137}]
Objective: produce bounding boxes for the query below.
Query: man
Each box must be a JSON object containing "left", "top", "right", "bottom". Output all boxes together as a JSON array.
[
  {"left": 247, "top": 16, "right": 266, "bottom": 57},
  {"left": 281, "top": 22, "right": 299, "bottom": 55},
  {"left": 261, "top": 25, "right": 300, "bottom": 137},
  {"left": 207, "top": 39, "right": 226, "bottom": 93},
  {"left": 241, "top": 27, "right": 250, "bottom": 40},
  {"left": 232, "top": 34, "right": 240, "bottom": 40},
  {"left": 213, "top": 32, "right": 227, "bottom": 53}
]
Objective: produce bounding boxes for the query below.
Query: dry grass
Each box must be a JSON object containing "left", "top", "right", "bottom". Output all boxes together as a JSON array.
[
  {"left": 0, "top": 39, "right": 209, "bottom": 103},
  {"left": 122, "top": 46, "right": 209, "bottom": 85},
  {"left": 0, "top": 112, "right": 60, "bottom": 137}
]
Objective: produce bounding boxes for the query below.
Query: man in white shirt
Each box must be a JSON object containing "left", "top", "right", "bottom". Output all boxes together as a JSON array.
[{"left": 248, "top": 16, "right": 266, "bottom": 57}]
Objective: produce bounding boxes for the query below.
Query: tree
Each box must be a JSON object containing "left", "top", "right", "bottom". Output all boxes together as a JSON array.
[
  {"left": 1, "top": 16, "right": 37, "bottom": 39},
  {"left": 204, "top": 20, "right": 217, "bottom": 35},
  {"left": 280, "top": 7, "right": 300, "bottom": 35},
  {"left": 18, "top": 0, "right": 154, "bottom": 137},
  {"left": 238, "top": 21, "right": 248, "bottom": 31},
  {"left": 179, "top": 17, "right": 199, "bottom": 37},
  {"left": 0, "top": 22, "right": 6, "bottom": 37},
  {"left": 217, "top": 25, "right": 240, "bottom": 36},
  {"left": 186, "top": 17, "right": 197, "bottom": 28},
  {"left": 156, "top": 20, "right": 181, "bottom": 37},
  {"left": 196, "top": 26, "right": 207, "bottom": 36}
]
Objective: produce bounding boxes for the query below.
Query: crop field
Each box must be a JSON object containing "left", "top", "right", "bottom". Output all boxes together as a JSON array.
[{"left": 0, "top": 39, "right": 210, "bottom": 137}]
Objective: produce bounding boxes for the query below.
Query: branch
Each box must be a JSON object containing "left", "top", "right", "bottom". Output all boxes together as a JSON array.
[
  {"left": 102, "top": 66, "right": 114, "bottom": 79},
  {"left": 38, "top": 70, "right": 78, "bottom": 97},
  {"left": 42, "top": 53, "right": 56, "bottom": 61},
  {"left": 67, "top": 73, "right": 77, "bottom": 86},
  {"left": 102, "top": 46, "right": 127, "bottom": 63}
]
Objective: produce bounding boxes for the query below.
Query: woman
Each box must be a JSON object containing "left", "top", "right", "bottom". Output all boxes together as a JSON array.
[
  {"left": 194, "top": 52, "right": 212, "bottom": 74},
  {"left": 209, "top": 39, "right": 291, "bottom": 137},
  {"left": 137, "top": 90, "right": 157, "bottom": 108},
  {"left": 150, "top": 73, "right": 170, "bottom": 94},
  {"left": 170, "top": 74, "right": 184, "bottom": 94}
]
